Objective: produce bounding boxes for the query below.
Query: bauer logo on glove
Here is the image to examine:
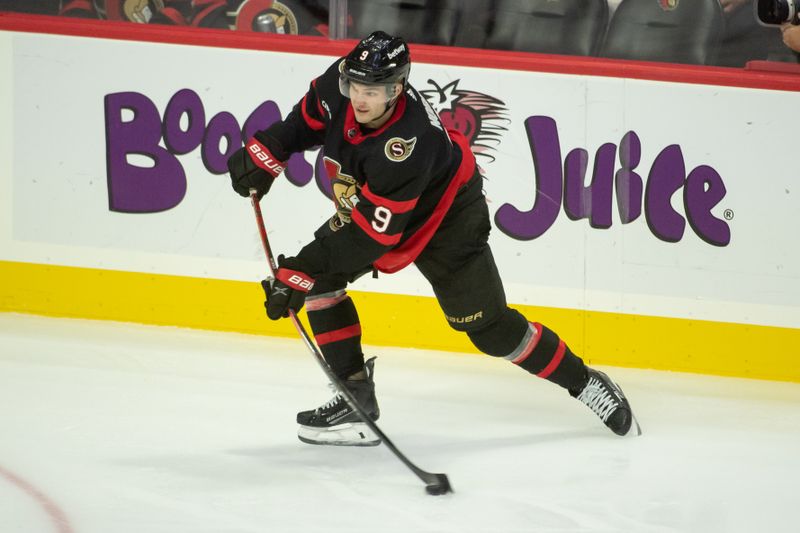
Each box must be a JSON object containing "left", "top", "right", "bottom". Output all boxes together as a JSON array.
[
  {"left": 284, "top": 272, "right": 315, "bottom": 291},
  {"left": 262, "top": 256, "right": 315, "bottom": 320},
  {"left": 227, "top": 135, "right": 287, "bottom": 198},
  {"left": 247, "top": 140, "right": 286, "bottom": 176}
]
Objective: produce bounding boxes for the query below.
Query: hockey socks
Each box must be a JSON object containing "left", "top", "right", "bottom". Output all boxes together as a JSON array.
[
  {"left": 467, "top": 309, "right": 586, "bottom": 390},
  {"left": 306, "top": 289, "right": 365, "bottom": 379},
  {"left": 504, "top": 321, "right": 588, "bottom": 390}
]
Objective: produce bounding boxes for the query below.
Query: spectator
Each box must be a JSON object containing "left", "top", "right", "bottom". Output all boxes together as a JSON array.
[
  {"left": 716, "top": 0, "right": 794, "bottom": 66},
  {"left": 781, "top": 22, "right": 800, "bottom": 53}
]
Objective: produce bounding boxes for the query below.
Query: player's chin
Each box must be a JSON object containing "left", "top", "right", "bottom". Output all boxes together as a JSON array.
[{"left": 353, "top": 110, "right": 373, "bottom": 123}]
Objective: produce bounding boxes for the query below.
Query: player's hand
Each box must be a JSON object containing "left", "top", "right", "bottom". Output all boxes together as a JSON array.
[
  {"left": 227, "top": 138, "right": 286, "bottom": 198},
  {"left": 262, "top": 256, "right": 315, "bottom": 320}
]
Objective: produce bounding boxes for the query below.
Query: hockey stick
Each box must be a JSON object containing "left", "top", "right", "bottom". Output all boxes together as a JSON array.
[{"left": 249, "top": 190, "right": 452, "bottom": 496}]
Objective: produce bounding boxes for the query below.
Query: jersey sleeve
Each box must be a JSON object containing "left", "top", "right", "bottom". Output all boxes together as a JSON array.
[
  {"left": 252, "top": 61, "right": 339, "bottom": 160},
  {"left": 297, "top": 150, "right": 432, "bottom": 277}
]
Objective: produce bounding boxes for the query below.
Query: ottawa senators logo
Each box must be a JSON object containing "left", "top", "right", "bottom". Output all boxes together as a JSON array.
[
  {"left": 95, "top": 0, "right": 161, "bottom": 23},
  {"left": 384, "top": 137, "right": 417, "bottom": 162},
  {"left": 122, "top": 0, "right": 157, "bottom": 23},
  {"left": 323, "top": 157, "right": 358, "bottom": 231},
  {"left": 659, "top": 0, "right": 679, "bottom": 11},
  {"left": 421, "top": 79, "right": 509, "bottom": 163}
]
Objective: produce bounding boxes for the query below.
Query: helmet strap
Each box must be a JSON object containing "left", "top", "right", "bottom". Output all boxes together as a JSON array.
[
  {"left": 378, "top": 100, "right": 396, "bottom": 121},
  {"left": 383, "top": 83, "right": 403, "bottom": 113}
]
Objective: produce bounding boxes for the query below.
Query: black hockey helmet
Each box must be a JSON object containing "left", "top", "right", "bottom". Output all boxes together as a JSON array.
[{"left": 339, "top": 31, "right": 410, "bottom": 99}]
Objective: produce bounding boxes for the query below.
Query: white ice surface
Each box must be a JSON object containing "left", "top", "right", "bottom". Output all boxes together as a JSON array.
[{"left": 0, "top": 313, "right": 798, "bottom": 533}]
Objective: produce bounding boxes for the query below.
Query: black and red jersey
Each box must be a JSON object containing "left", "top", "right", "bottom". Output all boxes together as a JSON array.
[{"left": 256, "top": 58, "right": 477, "bottom": 277}]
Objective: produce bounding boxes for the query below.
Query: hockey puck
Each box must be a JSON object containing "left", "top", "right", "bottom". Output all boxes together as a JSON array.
[{"left": 425, "top": 475, "right": 452, "bottom": 496}]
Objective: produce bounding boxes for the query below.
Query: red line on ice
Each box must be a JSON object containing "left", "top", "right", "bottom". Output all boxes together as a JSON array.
[{"left": 0, "top": 464, "right": 75, "bottom": 533}]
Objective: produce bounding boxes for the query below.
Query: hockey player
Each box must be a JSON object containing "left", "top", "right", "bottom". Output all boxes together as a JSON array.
[{"left": 227, "top": 31, "right": 640, "bottom": 445}]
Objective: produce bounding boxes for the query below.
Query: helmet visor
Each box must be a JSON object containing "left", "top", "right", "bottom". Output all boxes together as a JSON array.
[{"left": 339, "top": 75, "right": 400, "bottom": 103}]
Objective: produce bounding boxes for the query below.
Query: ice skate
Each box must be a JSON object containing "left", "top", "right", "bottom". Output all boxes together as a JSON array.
[
  {"left": 570, "top": 368, "right": 641, "bottom": 436},
  {"left": 297, "top": 357, "right": 381, "bottom": 446}
]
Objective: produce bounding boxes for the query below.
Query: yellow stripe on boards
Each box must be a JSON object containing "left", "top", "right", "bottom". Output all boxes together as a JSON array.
[
  {"left": 0, "top": 260, "right": 294, "bottom": 338},
  {"left": 1, "top": 260, "right": 798, "bottom": 383}
]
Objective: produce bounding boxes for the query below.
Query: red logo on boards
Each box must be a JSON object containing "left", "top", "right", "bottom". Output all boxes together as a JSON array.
[{"left": 421, "top": 80, "right": 509, "bottom": 163}]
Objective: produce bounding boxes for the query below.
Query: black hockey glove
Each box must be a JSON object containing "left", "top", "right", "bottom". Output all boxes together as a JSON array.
[
  {"left": 262, "top": 255, "right": 315, "bottom": 320},
  {"left": 227, "top": 138, "right": 286, "bottom": 198}
]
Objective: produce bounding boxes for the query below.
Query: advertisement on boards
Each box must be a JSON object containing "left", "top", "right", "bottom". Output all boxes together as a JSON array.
[{"left": 1, "top": 31, "right": 798, "bottom": 329}]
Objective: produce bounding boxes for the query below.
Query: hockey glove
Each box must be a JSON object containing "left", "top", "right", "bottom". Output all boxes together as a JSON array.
[
  {"left": 262, "top": 256, "right": 315, "bottom": 320},
  {"left": 227, "top": 138, "right": 286, "bottom": 198}
]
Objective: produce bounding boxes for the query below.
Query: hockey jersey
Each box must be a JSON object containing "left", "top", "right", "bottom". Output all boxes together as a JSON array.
[{"left": 256, "top": 58, "right": 477, "bottom": 277}]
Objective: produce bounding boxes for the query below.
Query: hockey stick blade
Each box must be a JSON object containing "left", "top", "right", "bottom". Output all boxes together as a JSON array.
[
  {"left": 425, "top": 473, "right": 452, "bottom": 495},
  {"left": 249, "top": 190, "right": 453, "bottom": 496}
]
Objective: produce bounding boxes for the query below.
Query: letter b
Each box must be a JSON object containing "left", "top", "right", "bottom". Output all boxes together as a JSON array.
[{"left": 104, "top": 92, "right": 186, "bottom": 213}]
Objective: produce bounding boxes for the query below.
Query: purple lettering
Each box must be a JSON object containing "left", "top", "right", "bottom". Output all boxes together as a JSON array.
[
  {"left": 494, "top": 116, "right": 562, "bottom": 240},
  {"left": 242, "top": 100, "right": 313, "bottom": 187},
  {"left": 315, "top": 148, "right": 333, "bottom": 198},
  {"left": 242, "top": 100, "right": 280, "bottom": 141},
  {"left": 615, "top": 131, "right": 643, "bottom": 224},
  {"left": 495, "top": 116, "right": 729, "bottom": 246},
  {"left": 106, "top": 95, "right": 729, "bottom": 247},
  {"left": 645, "top": 145, "right": 686, "bottom": 243},
  {"left": 564, "top": 148, "right": 589, "bottom": 220},
  {"left": 104, "top": 92, "right": 186, "bottom": 213},
  {"left": 163, "top": 89, "right": 205, "bottom": 155},
  {"left": 286, "top": 153, "right": 314, "bottom": 187},
  {"left": 684, "top": 165, "right": 730, "bottom": 246},
  {"left": 564, "top": 142, "right": 616, "bottom": 229},
  {"left": 202, "top": 111, "right": 240, "bottom": 174}
]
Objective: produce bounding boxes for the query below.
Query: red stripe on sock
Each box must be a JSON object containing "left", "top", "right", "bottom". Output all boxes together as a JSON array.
[
  {"left": 536, "top": 339, "right": 566, "bottom": 379},
  {"left": 314, "top": 324, "right": 362, "bottom": 346}
]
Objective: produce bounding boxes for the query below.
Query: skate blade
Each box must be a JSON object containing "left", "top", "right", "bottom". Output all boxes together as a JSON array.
[
  {"left": 621, "top": 411, "right": 642, "bottom": 437},
  {"left": 630, "top": 412, "right": 642, "bottom": 436},
  {"left": 297, "top": 422, "right": 381, "bottom": 447}
]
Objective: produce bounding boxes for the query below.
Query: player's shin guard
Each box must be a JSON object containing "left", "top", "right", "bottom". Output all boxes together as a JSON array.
[
  {"left": 306, "top": 289, "right": 365, "bottom": 380},
  {"left": 467, "top": 309, "right": 587, "bottom": 391}
]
